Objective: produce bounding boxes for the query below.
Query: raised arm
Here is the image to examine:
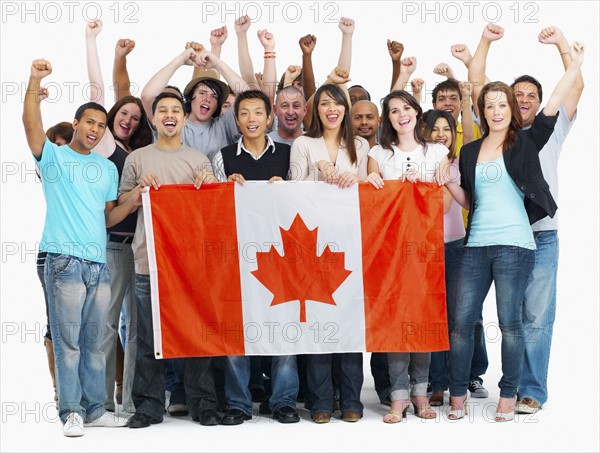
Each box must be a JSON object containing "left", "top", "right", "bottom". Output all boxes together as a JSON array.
[
  {"left": 282, "top": 65, "right": 302, "bottom": 89},
  {"left": 541, "top": 41, "right": 584, "bottom": 117},
  {"left": 195, "top": 50, "right": 256, "bottom": 94},
  {"left": 299, "top": 34, "right": 317, "bottom": 100},
  {"left": 113, "top": 38, "right": 136, "bottom": 101},
  {"left": 23, "top": 60, "right": 52, "bottom": 158},
  {"left": 257, "top": 29, "right": 277, "bottom": 104},
  {"left": 452, "top": 43, "right": 490, "bottom": 87},
  {"left": 234, "top": 16, "right": 257, "bottom": 86},
  {"left": 387, "top": 39, "right": 404, "bottom": 91},
  {"left": 192, "top": 27, "right": 228, "bottom": 80},
  {"left": 411, "top": 78, "right": 424, "bottom": 104},
  {"left": 337, "top": 17, "right": 354, "bottom": 75},
  {"left": 538, "top": 26, "right": 584, "bottom": 120},
  {"left": 85, "top": 19, "right": 104, "bottom": 105},
  {"left": 140, "top": 47, "right": 197, "bottom": 119},
  {"left": 459, "top": 81, "right": 474, "bottom": 145},
  {"left": 85, "top": 19, "right": 115, "bottom": 156},
  {"left": 433, "top": 63, "right": 456, "bottom": 81},
  {"left": 391, "top": 57, "right": 416, "bottom": 92},
  {"left": 468, "top": 24, "right": 504, "bottom": 115}
]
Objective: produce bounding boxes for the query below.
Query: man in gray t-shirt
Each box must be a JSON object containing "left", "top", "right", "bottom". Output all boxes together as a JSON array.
[
  {"left": 511, "top": 26, "right": 583, "bottom": 415},
  {"left": 121, "top": 92, "right": 222, "bottom": 429},
  {"left": 268, "top": 86, "right": 307, "bottom": 147}
]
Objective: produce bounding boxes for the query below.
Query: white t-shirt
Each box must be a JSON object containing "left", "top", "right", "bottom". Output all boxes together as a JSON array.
[
  {"left": 529, "top": 104, "right": 575, "bottom": 232},
  {"left": 368, "top": 142, "right": 448, "bottom": 182}
]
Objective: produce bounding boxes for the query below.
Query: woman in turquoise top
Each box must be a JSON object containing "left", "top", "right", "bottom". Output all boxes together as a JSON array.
[{"left": 437, "top": 42, "right": 584, "bottom": 422}]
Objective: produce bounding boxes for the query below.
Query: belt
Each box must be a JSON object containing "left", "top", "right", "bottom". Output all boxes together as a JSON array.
[{"left": 108, "top": 234, "right": 134, "bottom": 244}]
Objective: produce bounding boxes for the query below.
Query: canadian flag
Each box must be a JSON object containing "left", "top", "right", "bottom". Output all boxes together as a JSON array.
[{"left": 142, "top": 181, "right": 448, "bottom": 358}]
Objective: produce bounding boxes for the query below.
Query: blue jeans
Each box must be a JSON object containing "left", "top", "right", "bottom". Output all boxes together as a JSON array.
[
  {"left": 519, "top": 231, "right": 558, "bottom": 405},
  {"left": 45, "top": 253, "right": 110, "bottom": 423},
  {"left": 449, "top": 246, "right": 534, "bottom": 399},
  {"left": 103, "top": 239, "right": 137, "bottom": 412},
  {"left": 306, "top": 353, "right": 363, "bottom": 415},
  {"left": 132, "top": 274, "right": 217, "bottom": 421},
  {"left": 370, "top": 353, "right": 391, "bottom": 402},
  {"left": 430, "top": 239, "right": 488, "bottom": 391},
  {"left": 225, "top": 355, "right": 299, "bottom": 415}
]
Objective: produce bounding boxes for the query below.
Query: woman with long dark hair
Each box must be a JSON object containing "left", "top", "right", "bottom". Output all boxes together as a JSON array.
[
  {"left": 86, "top": 19, "right": 153, "bottom": 413},
  {"left": 290, "top": 83, "right": 369, "bottom": 423},
  {"left": 367, "top": 91, "right": 449, "bottom": 423}
]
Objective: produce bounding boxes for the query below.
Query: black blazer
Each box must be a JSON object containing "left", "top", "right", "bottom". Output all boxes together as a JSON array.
[{"left": 459, "top": 111, "right": 558, "bottom": 244}]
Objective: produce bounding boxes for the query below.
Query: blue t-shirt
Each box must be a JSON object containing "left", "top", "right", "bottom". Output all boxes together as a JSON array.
[
  {"left": 35, "top": 139, "right": 119, "bottom": 263},
  {"left": 467, "top": 156, "right": 535, "bottom": 250}
]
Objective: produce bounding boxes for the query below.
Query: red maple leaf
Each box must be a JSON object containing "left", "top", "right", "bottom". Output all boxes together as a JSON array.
[{"left": 251, "top": 214, "right": 352, "bottom": 323}]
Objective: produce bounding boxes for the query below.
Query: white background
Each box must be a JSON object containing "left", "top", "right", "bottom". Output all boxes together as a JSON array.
[{"left": 1, "top": 1, "right": 598, "bottom": 451}]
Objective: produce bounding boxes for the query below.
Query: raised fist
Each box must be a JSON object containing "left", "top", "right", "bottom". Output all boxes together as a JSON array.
[
  {"left": 31, "top": 59, "right": 53, "bottom": 79},
  {"left": 210, "top": 26, "right": 228, "bottom": 46},
  {"left": 115, "top": 38, "right": 135, "bottom": 58},
  {"left": 400, "top": 57, "right": 417, "bottom": 75},
  {"left": 257, "top": 29, "right": 275, "bottom": 52},
  {"left": 234, "top": 15, "right": 251, "bottom": 34},
  {"left": 387, "top": 39, "right": 404, "bottom": 62},
  {"left": 338, "top": 17, "right": 355, "bottom": 35},
  {"left": 450, "top": 44, "right": 472, "bottom": 65},
  {"left": 86, "top": 19, "right": 102, "bottom": 38},
  {"left": 538, "top": 26, "right": 564, "bottom": 45},
  {"left": 299, "top": 34, "right": 317, "bottom": 55},
  {"left": 482, "top": 23, "right": 504, "bottom": 42}
]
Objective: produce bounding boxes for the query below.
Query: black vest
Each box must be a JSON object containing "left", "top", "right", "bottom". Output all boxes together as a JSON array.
[{"left": 221, "top": 140, "right": 290, "bottom": 181}]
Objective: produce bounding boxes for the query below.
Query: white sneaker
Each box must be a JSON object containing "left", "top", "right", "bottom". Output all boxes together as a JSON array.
[
  {"left": 84, "top": 411, "right": 128, "bottom": 427},
  {"left": 63, "top": 413, "right": 84, "bottom": 437}
]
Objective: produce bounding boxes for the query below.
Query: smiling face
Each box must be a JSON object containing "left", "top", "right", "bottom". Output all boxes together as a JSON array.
[
  {"left": 71, "top": 108, "right": 107, "bottom": 152},
  {"left": 388, "top": 98, "right": 418, "bottom": 136},
  {"left": 512, "top": 82, "right": 540, "bottom": 127},
  {"left": 483, "top": 90, "right": 511, "bottom": 133},
  {"left": 351, "top": 101, "right": 379, "bottom": 142},
  {"left": 189, "top": 82, "right": 220, "bottom": 123},
  {"left": 112, "top": 102, "right": 141, "bottom": 143},
  {"left": 317, "top": 91, "right": 345, "bottom": 132},
  {"left": 152, "top": 97, "right": 185, "bottom": 139},
  {"left": 236, "top": 98, "right": 270, "bottom": 139},
  {"left": 433, "top": 89, "right": 461, "bottom": 122},
  {"left": 274, "top": 88, "right": 307, "bottom": 136},
  {"left": 430, "top": 117, "right": 453, "bottom": 150}
]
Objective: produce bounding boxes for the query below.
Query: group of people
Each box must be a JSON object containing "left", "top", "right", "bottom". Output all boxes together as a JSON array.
[{"left": 23, "top": 17, "right": 584, "bottom": 437}]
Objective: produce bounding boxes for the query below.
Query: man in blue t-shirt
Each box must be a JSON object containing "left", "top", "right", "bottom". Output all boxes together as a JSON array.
[{"left": 23, "top": 59, "right": 142, "bottom": 437}]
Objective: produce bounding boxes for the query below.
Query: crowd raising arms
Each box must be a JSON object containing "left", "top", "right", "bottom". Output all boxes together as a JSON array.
[{"left": 23, "top": 16, "right": 585, "bottom": 436}]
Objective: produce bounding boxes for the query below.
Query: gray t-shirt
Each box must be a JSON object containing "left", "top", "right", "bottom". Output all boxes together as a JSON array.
[
  {"left": 268, "top": 130, "right": 297, "bottom": 147},
  {"left": 182, "top": 108, "right": 240, "bottom": 162},
  {"left": 529, "top": 104, "right": 576, "bottom": 232},
  {"left": 119, "top": 143, "right": 214, "bottom": 274}
]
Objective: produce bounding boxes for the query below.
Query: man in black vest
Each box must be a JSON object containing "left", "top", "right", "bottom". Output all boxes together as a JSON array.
[
  {"left": 212, "top": 90, "right": 290, "bottom": 184},
  {"left": 212, "top": 90, "right": 298, "bottom": 425}
]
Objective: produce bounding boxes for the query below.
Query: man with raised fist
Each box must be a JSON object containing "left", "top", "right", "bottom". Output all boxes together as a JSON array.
[{"left": 23, "top": 59, "right": 142, "bottom": 437}]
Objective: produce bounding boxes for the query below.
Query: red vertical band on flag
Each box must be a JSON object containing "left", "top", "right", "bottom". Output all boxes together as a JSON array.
[
  {"left": 359, "top": 181, "right": 448, "bottom": 352},
  {"left": 149, "top": 184, "right": 245, "bottom": 357}
]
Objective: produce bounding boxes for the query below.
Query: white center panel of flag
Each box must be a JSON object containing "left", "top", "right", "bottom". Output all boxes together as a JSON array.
[{"left": 234, "top": 181, "right": 366, "bottom": 355}]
